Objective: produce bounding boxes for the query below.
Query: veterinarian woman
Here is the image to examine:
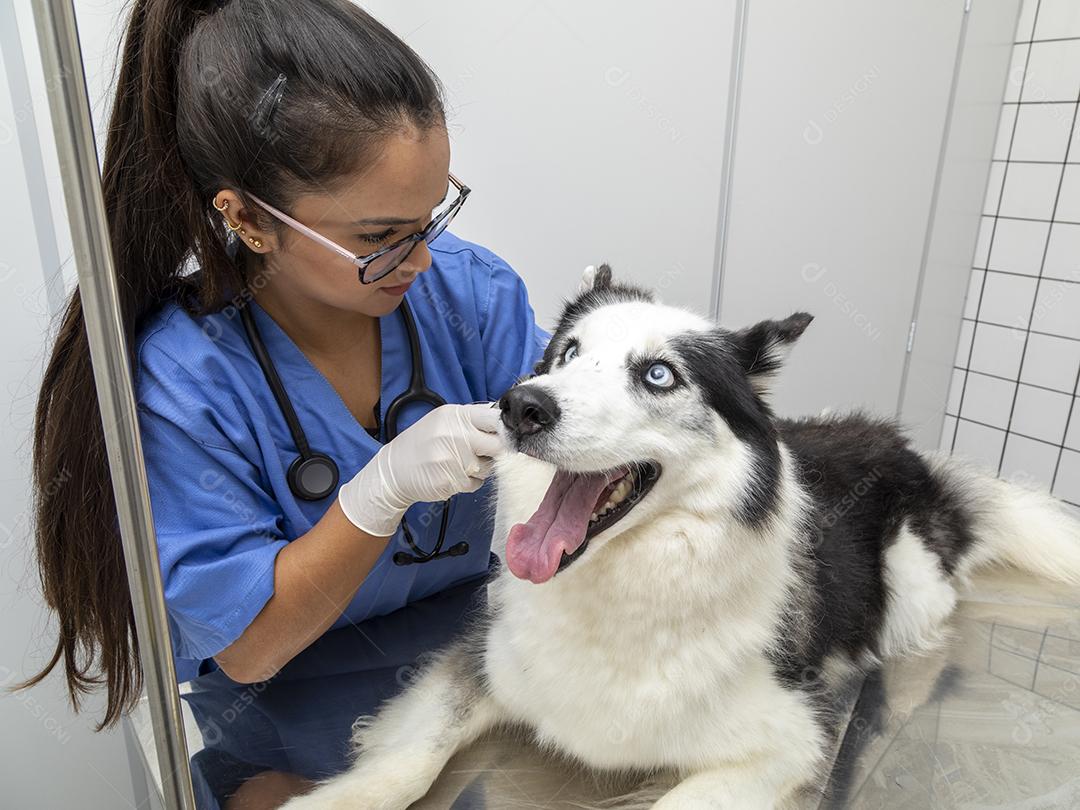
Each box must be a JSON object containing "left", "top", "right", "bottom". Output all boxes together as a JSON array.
[{"left": 22, "top": 0, "right": 547, "bottom": 806}]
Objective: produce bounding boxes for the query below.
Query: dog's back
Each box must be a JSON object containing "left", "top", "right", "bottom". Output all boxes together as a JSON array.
[{"left": 771, "top": 412, "right": 1080, "bottom": 690}]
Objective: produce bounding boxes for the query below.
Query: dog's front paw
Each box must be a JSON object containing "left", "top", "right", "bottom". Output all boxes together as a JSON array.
[{"left": 278, "top": 763, "right": 429, "bottom": 810}]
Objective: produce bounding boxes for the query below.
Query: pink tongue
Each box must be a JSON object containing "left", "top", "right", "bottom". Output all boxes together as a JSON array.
[{"left": 505, "top": 469, "right": 617, "bottom": 584}]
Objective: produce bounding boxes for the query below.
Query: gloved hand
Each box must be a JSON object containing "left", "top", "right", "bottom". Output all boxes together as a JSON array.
[{"left": 338, "top": 402, "right": 504, "bottom": 537}]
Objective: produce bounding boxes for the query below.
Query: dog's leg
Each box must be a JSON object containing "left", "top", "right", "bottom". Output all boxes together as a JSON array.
[
  {"left": 650, "top": 752, "right": 821, "bottom": 810},
  {"left": 280, "top": 638, "right": 503, "bottom": 810},
  {"left": 650, "top": 713, "right": 826, "bottom": 810}
]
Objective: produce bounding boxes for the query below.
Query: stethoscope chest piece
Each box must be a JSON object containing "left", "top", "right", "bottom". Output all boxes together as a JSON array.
[{"left": 287, "top": 452, "right": 339, "bottom": 501}]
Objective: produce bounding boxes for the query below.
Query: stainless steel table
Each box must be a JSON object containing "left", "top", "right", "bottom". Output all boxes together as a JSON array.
[{"left": 131, "top": 566, "right": 1080, "bottom": 809}]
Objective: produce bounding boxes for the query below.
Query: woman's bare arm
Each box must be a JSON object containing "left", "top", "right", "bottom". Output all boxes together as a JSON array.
[{"left": 213, "top": 499, "right": 390, "bottom": 683}]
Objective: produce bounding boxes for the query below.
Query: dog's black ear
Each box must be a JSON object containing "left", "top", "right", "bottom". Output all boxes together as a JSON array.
[
  {"left": 578, "top": 263, "right": 613, "bottom": 295},
  {"left": 729, "top": 312, "right": 813, "bottom": 393}
]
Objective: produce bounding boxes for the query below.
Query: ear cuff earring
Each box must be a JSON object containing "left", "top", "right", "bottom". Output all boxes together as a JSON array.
[{"left": 213, "top": 198, "right": 263, "bottom": 249}]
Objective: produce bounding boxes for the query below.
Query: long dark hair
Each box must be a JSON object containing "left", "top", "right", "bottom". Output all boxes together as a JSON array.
[{"left": 18, "top": 0, "right": 444, "bottom": 729}]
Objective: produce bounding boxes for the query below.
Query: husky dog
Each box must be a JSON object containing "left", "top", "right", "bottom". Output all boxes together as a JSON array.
[{"left": 283, "top": 265, "right": 1080, "bottom": 809}]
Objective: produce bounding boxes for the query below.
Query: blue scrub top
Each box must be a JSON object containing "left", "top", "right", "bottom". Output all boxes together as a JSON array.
[{"left": 133, "top": 231, "right": 550, "bottom": 683}]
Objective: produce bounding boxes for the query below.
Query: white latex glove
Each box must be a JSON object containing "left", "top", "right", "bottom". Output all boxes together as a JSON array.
[{"left": 338, "top": 402, "right": 504, "bottom": 537}]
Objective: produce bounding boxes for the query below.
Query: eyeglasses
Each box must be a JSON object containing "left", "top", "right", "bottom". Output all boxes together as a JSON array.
[{"left": 243, "top": 173, "right": 470, "bottom": 284}]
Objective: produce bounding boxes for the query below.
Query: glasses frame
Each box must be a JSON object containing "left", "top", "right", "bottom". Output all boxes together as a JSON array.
[{"left": 242, "top": 172, "right": 470, "bottom": 284}]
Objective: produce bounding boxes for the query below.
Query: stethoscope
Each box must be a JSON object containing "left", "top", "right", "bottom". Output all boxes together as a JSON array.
[{"left": 238, "top": 295, "right": 469, "bottom": 566}]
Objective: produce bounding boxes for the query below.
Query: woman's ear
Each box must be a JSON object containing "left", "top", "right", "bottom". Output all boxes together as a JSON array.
[
  {"left": 212, "top": 188, "right": 275, "bottom": 255},
  {"left": 729, "top": 312, "right": 813, "bottom": 394}
]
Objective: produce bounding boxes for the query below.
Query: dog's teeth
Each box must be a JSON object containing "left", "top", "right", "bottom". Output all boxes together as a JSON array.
[
  {"left": 591, "top": 472, "right": 642, "bottom": 525},
  {"left": 608, "top": 479, "right": 632, "bottom": 507}
]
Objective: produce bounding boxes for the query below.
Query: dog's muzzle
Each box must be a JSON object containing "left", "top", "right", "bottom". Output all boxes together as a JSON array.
[{"left": 499, "top": 384, "right": 560, "bottom": 440}]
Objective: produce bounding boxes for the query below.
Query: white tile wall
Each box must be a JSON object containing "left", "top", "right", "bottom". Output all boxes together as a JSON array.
[
  {"left": 1043, "top": 222, "right": 1080, "bottom": 279},
  {"left": 969, "top": 322, "right": 1026, "bottom": 378},
  {"left": 1032, "top": 280, "right": 1080, "bottom": 338},
  {"left": 978, "top": 271, "right": 1038, "bottom": 328},
  {"left": 943, "top": 0, "right": 1080, "bottom": 509},
  {"left": 963, "top": 269, "right": 985, "bottom": 319},
  {"left": 987, "top": 217, "right": 1049, "bottom": 275},
  {"left": 1001, "top": 433, "right": 1061, "bottom": 484},
  {"left": 1023, "top": 40, "right": 1080, "bottom": 101},
  {"left": 1021, "top": 331, "right": 1080, "bottom": 390},
  {"left": 1010, "top": 102, "right": 1074, "bottom": 160},
  {"left": 1057, "top": 164, "right": 1080, "bottom": 219},
  {"left": 1067, "top": 415, "right": 1080, "bottom": 451},
  {"left": 1031, "top": 0, "right": 1080, "bottom": 41},
  {"left": 998, "top": 162, "right": 1061, "bottom": 219},
  {"left": 952, "top": 419, "right": 1007, "bottom": 470},
  {"left": 1010, "top": 384, "right": 1072, "bottom": 442},
  {"left": 1055, "top": 449, "right": 1080, "bottom": 501}
]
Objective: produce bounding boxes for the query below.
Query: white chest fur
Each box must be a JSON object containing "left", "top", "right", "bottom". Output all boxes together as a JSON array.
[
  {"left": 482, "top": 515, "right": 808, "bottom": 772},
  {"left": 484, "top": 450, "right": 821, "bottom": 775}
]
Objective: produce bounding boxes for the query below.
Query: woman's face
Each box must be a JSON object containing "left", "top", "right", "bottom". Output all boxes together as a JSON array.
[{"left": 249, "top": 124, "right": 452, "bottom": 318}]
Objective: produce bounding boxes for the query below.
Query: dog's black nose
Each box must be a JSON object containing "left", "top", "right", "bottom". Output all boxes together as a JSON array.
[{"left": 499, "top": 385, "right": 560, "bottom": 437}]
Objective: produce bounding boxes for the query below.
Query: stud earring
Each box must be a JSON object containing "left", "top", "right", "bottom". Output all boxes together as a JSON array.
[{"left": 248, "top": 237, "right": 263, "bottom": 248}]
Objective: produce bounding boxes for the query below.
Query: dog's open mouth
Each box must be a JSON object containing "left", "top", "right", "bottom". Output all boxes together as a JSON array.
[{"left": 505, "top": 461, "right": 661, "bottom": 584}]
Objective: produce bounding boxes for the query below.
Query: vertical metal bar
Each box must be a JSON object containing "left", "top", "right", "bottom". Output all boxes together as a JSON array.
[
  {"left": 28, "top": 1, "right": 196, "bottom": 807},
  {"left": 710, "top": 0, "right": 750, "bottom": 321}
]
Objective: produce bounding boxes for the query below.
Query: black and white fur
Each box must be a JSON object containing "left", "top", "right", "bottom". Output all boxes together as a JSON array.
[{"left": 283, "top": 265, "right": 1080, "bottom": 809}]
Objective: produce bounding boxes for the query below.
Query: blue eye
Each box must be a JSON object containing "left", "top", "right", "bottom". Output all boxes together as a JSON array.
[
  {"left": 644, "top": 362, "right": 675, "bottom": 388},
  {"left": 562, "top": 343, "right": 578, "bottom": 363}
]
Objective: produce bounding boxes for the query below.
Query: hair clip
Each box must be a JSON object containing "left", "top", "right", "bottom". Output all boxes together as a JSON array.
[{"left": 250, "top": 73, "right": 287, "bottom": 140}]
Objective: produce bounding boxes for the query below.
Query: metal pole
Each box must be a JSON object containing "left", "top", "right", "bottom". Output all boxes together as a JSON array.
[{"left": 29, "top": 2, "right": 196, "bottom": 807}]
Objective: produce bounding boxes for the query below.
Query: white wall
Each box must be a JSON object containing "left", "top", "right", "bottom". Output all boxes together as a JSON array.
[
  {"left": 374, "top": 0, "right": 1016, "bottom": 429},
  {"left": 719, "top": 0, "right": 969, "bottom": 419},
  {"left": 363, "top": 0, "right": 738, "bottom": 327},
  {"left": 0, "top": 0, "right": 135, "bottom": 805}
]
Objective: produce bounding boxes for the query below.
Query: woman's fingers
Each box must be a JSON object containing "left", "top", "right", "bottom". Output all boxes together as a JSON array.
[
  {"left": 464, "top": 457, "right": 495, "bottom": 488},
  {"left": 459, "top": 402, "right": 506, "bottom": 463},
  {"left": 463, "top": 401, "right": 502, "bottom": 433},
  {"left": 471, "top": 429, "right": 505, "bottom": 461}
]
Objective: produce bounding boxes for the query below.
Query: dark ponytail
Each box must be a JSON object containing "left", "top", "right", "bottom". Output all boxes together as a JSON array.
[{"left": 18, "top": 0, "right": 444, "bottom": 729}]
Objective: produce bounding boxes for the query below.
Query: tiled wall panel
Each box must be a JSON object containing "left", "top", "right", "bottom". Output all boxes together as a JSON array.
[{"left": 943, "top": 0, "right": 1080, "bottom": 510}]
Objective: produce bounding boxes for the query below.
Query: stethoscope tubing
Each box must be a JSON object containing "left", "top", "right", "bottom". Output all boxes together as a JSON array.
[{"left": 239, "top": 294, "right": 467, "bottom": 564}]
